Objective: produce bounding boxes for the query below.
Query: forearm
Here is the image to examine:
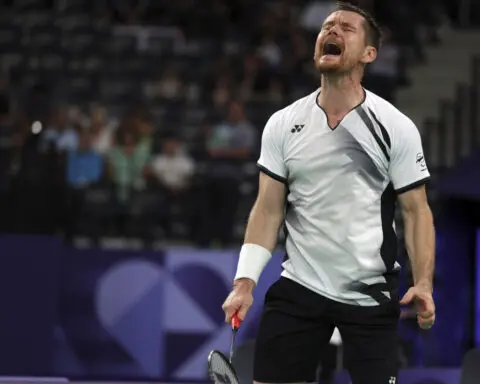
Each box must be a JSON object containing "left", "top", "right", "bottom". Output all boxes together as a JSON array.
[
  {"left": 403, "top": 205, "right": 435, "bottom": 290},
  {"left": 234, "top": 201, "right": 284, "bottom": 289},
  {"left": 244, "top": 201, "right": 284, "bottom": 252}
]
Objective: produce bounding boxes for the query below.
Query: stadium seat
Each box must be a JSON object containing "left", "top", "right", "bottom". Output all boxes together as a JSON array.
[{"left": 460, "top": 348, "right": 480, "bottom": 384}]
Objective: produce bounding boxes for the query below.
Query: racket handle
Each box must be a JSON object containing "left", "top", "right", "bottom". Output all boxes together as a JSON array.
[{"left": 231, "top": 314, "right": 242, "bottom": 330}]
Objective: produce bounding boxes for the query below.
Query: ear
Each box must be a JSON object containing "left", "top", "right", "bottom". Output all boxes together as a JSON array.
[{"left": 360, "top": 46, "right": 377, "bottom": 65}]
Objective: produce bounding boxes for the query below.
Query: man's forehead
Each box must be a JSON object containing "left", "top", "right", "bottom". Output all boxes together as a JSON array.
[{"left": 324, "top": 10, "right": 365, "bottom": 25}]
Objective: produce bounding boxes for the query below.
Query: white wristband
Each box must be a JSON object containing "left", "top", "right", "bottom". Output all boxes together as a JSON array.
[{"left": 234, "top": 243, "right": 272, "bottom": 285}]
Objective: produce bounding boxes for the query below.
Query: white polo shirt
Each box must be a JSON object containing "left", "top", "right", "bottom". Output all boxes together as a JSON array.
[{"left": 258, "top": 89, "right": 430, "bottom": 306}]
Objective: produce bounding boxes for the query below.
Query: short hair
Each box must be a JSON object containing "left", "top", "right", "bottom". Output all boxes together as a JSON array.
[{"left": 333, "top": 2, "right": 382, "bottom": 50}]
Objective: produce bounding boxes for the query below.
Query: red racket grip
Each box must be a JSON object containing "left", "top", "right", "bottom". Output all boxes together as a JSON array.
[{"left": 231, "top": 314, "right": 242, "bottom": 330}]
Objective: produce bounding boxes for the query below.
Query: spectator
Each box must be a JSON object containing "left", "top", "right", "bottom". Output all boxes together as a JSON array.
[
  {"left": 200, "top": 100, "right": 257, "bottom": 246},
  {"left": 42, "top": 107, "right": 79, "bottom": 153},
  {"left": 150, "top": 134, "right": 195, "bottom": 193},
  {"left": 145, "top": 67, "right": 185, "bottom": 102},
  {"left": 257, "top": 33, "right": 282, "bottom": 69},
  {"left": 106, "top": 122, "right": 153, "bottom": 236},
  {"left": 207, "top": 100, "right": 257, "bottom": 157},
  {"left": 148, "top": 133, "right": 195, "bottom": 237},
  {"left": 107, "top": 124, "right": 151, "bottom": 205},
  {"left": 0, "top": 0, "right": 456, "bottom": 249},
  {"left": 65, "top": 130, "right": 104, "bottom": 239},
  {"left": 66, "top": 130, "right": 104, "bottom": 189},
  {"left": 135, "top": 117, "right": 154, "bottom": 148},
  {"left": 212, "top": 75, "right": 233, "bottom": 113},
  {"left": 89, "top": 105, "right": 117, "bottom": 155}
]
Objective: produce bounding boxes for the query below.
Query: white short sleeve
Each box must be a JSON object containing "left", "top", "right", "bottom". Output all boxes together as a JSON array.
[
  {"left": 257, "top": 112, "right": 288, "bottom": 183},
  {"left": 389, "top": 118, "right": 430, "bottom": 194}
]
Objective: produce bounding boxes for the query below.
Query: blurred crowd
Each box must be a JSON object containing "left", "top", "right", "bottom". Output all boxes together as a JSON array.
[
  {"left": 0, "top": 97, "right": 260, "bottom": 246},
  {"left": 0, "top": 0, "right": 475, "bottom": 246}
]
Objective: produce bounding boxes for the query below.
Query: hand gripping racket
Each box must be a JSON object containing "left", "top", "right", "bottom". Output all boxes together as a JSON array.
[{"left": 208, "top": 314, "right": 242, "bottom": 384}]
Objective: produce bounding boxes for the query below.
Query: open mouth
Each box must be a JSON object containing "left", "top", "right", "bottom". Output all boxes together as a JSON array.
[{"left": 322, "top": 42, "right": 342, "bottom": 56}]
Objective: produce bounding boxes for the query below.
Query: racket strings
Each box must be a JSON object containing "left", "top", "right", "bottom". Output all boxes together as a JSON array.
[{"left": 209, "top": 351, "right": 238, "bottom": 384}]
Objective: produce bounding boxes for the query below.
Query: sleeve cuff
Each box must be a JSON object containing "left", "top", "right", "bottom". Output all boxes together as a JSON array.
[
  {"left": 257, "top": 163, "right": 287, "bottom": 184},
  {"left": 395, "top": 176, "right": 430, "bottom": 194}
]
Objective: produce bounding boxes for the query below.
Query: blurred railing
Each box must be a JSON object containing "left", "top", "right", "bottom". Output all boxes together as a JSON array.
[{"left": 423, "top": 55, "right": 480, "bottom": 177}]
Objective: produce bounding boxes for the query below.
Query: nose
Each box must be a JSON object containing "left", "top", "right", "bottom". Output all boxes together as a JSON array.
[{"left": 328, "top": 25, "right": 340, "bottom": 36}]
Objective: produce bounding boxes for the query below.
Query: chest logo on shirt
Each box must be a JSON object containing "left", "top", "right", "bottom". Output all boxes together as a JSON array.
[{"left": 291, "top": 124, "right": 305, "bottom": 133}]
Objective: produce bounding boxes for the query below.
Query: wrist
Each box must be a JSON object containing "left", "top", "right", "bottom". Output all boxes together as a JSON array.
[
  {"left": 233, "top": 278, "right": 256, "bottom": 294},
  {"left": 416, "top": 278, "right": 433, "bottom": 292},
  {"left": 234, "top": 243, "right": 272, "bottom": 284}
]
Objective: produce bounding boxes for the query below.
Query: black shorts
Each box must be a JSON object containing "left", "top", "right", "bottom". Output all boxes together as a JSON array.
[{"left": 253, "top": 277, "right": 400, "bottom": 384}]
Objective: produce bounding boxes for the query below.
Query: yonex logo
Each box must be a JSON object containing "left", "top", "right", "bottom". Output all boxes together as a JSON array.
[
  {"left": 388, "top": 377, "right": 396, "bottom": 384},
  {"left": 291, "top": 124, "right": 304, "bottom": 133}
]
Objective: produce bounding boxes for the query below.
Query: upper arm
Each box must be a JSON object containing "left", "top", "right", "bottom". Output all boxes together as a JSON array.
[
  {"left": 389, "top": 117, "right": 430, "bottom": 194},
  {"left": 257, "top": 111, "right": 288, "bottom": 183},
  {"left": 255, "top": 111, "right": 287, "bottom": 215},
  {"left": 256, "top": 171, "right": 286, "bottom": 217},
  {"left": 397, "top": 184, "right": 430, "bottom": 214}
]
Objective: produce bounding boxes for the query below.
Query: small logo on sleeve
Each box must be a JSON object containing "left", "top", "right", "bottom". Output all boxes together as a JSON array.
[
  {"left": 416, "top": 152, "right": 427, "bottom": 171},
  {"left": 291, "top": 124, "right": 304, "bottom": 133}
]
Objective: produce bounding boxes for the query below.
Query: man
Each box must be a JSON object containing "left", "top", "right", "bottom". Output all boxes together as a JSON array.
[
  {"left": 42, "top": 107, "right": 79, "bottom": 153},
  {"left": 65, "top": 130, "right": 104, "bottom": 240},
  {"left": 204, "top": 100, "right": 257, "bottom": 245},
  {"left": 222, "top": 3, "right": 435, "bottom": 384}
]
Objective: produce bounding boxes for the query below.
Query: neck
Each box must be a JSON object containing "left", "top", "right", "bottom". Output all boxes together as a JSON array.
[{"left": 317, "top": 73, "right": 365, "bottom": 115}]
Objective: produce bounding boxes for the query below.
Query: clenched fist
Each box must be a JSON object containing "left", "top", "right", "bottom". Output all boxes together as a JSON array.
[
  {"left": 400, "top": 282, "right": 435, "bottom": 330},
  {"left": 222, "top": 278, "right": 255, "bottom": 323}
]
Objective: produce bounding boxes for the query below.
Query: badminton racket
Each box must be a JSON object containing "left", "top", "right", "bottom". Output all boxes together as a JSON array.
[{"left": 207, "top": 314, "right": 242, "bottom": 384}]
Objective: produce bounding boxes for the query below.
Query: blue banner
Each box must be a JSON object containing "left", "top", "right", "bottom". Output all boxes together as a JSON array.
[
  {"left": 54, "top": 247, "right": 283, "bottom": 380},
  {"left": 53, "top": 245, "right": 469, "bottom": 380},
  {"left": 0, "top": 236, "right": 470, "bottom": 381},
  {"left": 0, "top": 235, "right": 61, "bottom": 375}
]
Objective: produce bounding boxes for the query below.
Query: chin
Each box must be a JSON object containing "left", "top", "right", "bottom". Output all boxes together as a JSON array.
[
  {"left": 316, "top": 62, "right": 343, "bottom": 74},
  {"left": 314, "top": 55, "right": 343, "bottom": 73}
]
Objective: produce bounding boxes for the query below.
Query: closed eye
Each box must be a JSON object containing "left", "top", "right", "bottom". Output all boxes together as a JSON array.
[
  {"left": 321, "top": 22, "right": 334, "bottom": 30},
  {"left": 340, "top": 22, "right": 356, "bottom": 32}
]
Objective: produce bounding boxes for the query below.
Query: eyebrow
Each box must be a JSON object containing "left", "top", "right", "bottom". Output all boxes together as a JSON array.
[
  {"left": 322, "top": 20, "right": 357, "bottom": 30},
  {"left": 341, "top": 21, "right": 356, "bottom": 29}
]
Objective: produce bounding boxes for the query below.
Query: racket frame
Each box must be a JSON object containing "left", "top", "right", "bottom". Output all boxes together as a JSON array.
[
  {"left": 207, "top": 314, "right": 242, "bottom": 383},
  {"left": 207, "top": 349, "right": 239, "bottom": 384}
]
